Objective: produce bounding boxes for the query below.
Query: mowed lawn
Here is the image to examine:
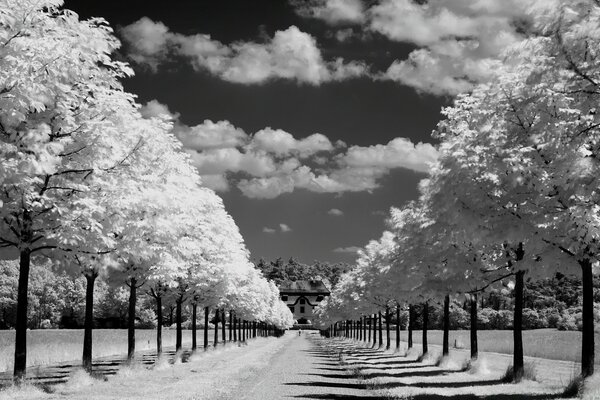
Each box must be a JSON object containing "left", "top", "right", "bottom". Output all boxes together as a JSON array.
[
  {"left": 369, "top": 328, "right": 600, "bottom": 363},
  {"left": 0, "top": 329, "right": 220, "bottom": 372}
]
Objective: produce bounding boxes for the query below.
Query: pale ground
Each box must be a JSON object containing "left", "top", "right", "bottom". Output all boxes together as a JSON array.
[
  {"left": 329, "top": 337, "right": 591, "bottom": 399},
  {"left": 0, "top": 332, "right": 373, "bottom": 400},
  {"left": 1, "top": 332, "right": 598, "bottom": 400}
]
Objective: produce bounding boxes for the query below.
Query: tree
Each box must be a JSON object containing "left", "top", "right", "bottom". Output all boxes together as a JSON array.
[
  {"left": 0, "top": 0, "right": 166, "bottom": 380},
  {"left": 424, "top": 0, "right": 600, "bottom": 380}
]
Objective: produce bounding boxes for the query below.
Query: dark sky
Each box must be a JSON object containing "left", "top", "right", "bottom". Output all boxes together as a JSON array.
[{"left": 64, "top": 0, "right": 449, "bottom": 264}]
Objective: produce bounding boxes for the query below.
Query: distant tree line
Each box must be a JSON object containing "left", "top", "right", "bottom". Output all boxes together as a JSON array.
[
  {"left": 0, "top": 260, "right": 221, "bottom": 330},
  {"left": 254, "top": 257, "right": 351, "bottom": 288}
]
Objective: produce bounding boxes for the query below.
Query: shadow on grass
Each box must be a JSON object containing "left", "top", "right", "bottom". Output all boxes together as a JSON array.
[
  {"left": 361, "top": 368, "right": 452, "bottom": 380},
  {"left": 404, "top": 394, "right": 564, "bottom": 400},
  {"left": 292, "top": 394, "right": 382, "bottom": 399},
  {"left": 284, "top": 381, "right": 367, "bottom": 390},
  {"left": 300, "top": 373, "right": 356, "bottom": 380}
]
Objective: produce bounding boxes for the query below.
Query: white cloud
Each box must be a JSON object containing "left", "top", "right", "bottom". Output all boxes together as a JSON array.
[
  {"left": 198, "top": 174, "right": 230, "bottom": 192},
  {"left": 119, "top": 17, "right": 171, "bottom": 71},
  {"left": 340, "top": 137, "right": 439, "bottom": 173},
  {"left": 122, "top": 20, "right": 367, "bottom": 85},
  {"left": 263, "top": 227, "right": 277, "bottom": 234},
  {"left": 290, "top": 0, "right": 544, "bottom": 95},
  {"left": 140, "top": 99, "right": 177, "bottom": 120},
  {"left": 328, "top": 208, "right": 344, "bottom": 216},
  {"left": 176, "top": 120, "right": 248, "bottom": 151},
  {"left": 371, "top": 0, "right": 532, "bottom": 94},
  {"left": 292, "top": 0, "right": 366, "bottom": 24},
  {"left": 279, "top": 224, "right": 292, "bottom": 233},
  {"left": 333, "top": 246, "right": 361, "bottom": 254},
  {"left": 250, "top": 128, "right": 334, "bottom": 157},
  {"left": 147, "top": 99, "right": 438, "bottom": 197}
]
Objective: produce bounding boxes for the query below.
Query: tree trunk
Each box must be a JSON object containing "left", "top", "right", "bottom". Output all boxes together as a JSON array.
[
  {"left": 14, "top": 247, "right": 31, "bottom": 382},
  {"left": 214, "top": 309, "right": 219, "bottom": 347},
  {"left": 127, "top": 277, "right": 137, "bottom": 361},
  {"left": 253, "top": 321, "right": 257, "bottom": 338},
  {"left": 221, "top": 309, "right": 226, "bottom": 342},
  {"left": 82, "top": 273, "right": 97, "bottom": 373},
  {"left": 581, "top": 258, "right": 595, "bottom": 378},
  {"left": 470, "top": 294, "right": 478, "bottom": 360},
  {"left": 204, "top": 306, "right": 209, "bottom": 350},
  {"left": 156, "top": 294, "right": 163, "bottom": 356},
  {"left": 229, "top": 311, "right": 233, "bottom": 341},
  {"left": 238, "top": 317, "right": 242, "bottom": 342},
  {"left": 359, "top": 317, "right": 362, "bottom": 341},
  {"left": 191, "top": 303, "right": 197, "bottom": 351},
  {"left": 422, "top": 302, "right": 428, "bottom": 355},
  {"left": 371, "top": 314, "right": 375, "bottom": 345},
  {"left": 176, "top": 299, "right": 183, "bottom": 352},
  {"left": 396, "top": 306, "right": 400, "bottom": 350},
  {"left": 378, "top": 311, "right": 383, "bottom": 348},
  {"left": 408, "top": 304, "right": 413, "bottom": 349},
  {"left": 513, "top": 270, "right": 525, "bottom": 382},
  {"left": 443, "top": 294, "right": 450, "bottom": 357},
  {"left": 385, "top": 307, "right": 391, "bottom": 350},
  {"left": 233, "top": 313, "right": 237, "bottom": 342}
]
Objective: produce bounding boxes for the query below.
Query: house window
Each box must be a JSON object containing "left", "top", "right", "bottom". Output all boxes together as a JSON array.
[
  {"left": 300, "top": 306, "right": 305, "bottom": 313},
  {"left": 299, "top": 298, "right": 306, "bottom": 304},
  {"left": 281, "top": 295, "right": 288, "bottom": 301},
  {"left": 289, "top": 306, "right": 295, "bottom": 313}
]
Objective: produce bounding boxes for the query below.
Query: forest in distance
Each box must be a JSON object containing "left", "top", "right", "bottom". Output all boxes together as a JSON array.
[{"left": 0, "top": 257, "right": 594, "bottom": 333}]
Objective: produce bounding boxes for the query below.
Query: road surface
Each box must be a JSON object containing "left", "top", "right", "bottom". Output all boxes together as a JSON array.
[{"left": 238, "top": 332, "right": 375, "bottom": 400}]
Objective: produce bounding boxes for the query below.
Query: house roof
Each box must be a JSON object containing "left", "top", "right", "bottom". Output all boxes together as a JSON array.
[{"left": 278, "top": 280, "right": 330, "bottom": 295}]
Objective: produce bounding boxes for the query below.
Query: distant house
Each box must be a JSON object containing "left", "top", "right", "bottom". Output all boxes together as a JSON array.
[{"left": 278, "top": 280, "right": 330, "bottom": 327}]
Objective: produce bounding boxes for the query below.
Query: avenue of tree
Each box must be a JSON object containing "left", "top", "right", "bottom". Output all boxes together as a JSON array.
[
  {"left": 0, "top": 0, "right": 293, "bottom": 382},
  {"left": 315, "top": 0, "right": 600, "bottom": 388}
]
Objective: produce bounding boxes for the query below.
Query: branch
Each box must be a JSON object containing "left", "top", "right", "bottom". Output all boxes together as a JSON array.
[
  {"left": 467, "top": 272, "right": 515, "bottom": 294},
  {"left": 541, "top": 238, "right": 576, "bottom": 257}
]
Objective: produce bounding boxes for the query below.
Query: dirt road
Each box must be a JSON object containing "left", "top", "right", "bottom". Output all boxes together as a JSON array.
[{"left": 238, "top": 332, "right": 375, "bottom": 400}]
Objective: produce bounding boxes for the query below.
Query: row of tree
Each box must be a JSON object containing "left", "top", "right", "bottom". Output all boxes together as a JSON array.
[
  {"left": 315, "top": 0, "right": 600, "bottom": 386},
  {"left": 0, "top": 0, "right": 292, "bottom": 382}
]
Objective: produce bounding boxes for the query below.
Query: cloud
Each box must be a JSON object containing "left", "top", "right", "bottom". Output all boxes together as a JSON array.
[
  {"left": 146, "top": 100, "right": 438, "bottom": 197},
  {"left": 333, "top": 246, "right": 361, "bottom": 254},
  {"left": 140, "top": 99, "right": 177, "bottom": 119},
  {"left": 328, "top": 208, "right": 344, "bottom": 216},
  {"left": 250, "top": 128, "right": 334, "bottom": 157},
  {"left": 371, "top": 0, "right": 540, "bottom": 94},
  {"left": 279, "top": 224, "right": 292, "bottom": 233},
  {"left": 176, "top": 120, "right": 247, "bottom": 150},
  {"left": 340, "top": 137, "right": 438, "bottom": 174},
  {"left": 290, "top": 0, "right": 545, "bottom": 95},
  {"left": 263, "top": 224, "right": 291, "bottom": 233},
  {"left": 292, "top": 0, "right": 366, "bottom": 24},
  {"left": 119, "top": 17, "right": 170, "bottom": 71},
  {"left": 121, "top": 20, "right": 367, "bottom": 85}
]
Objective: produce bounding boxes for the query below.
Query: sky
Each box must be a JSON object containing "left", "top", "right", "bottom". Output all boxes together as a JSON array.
[{"left": 63, "top": 0, "right": 529, "bottom": 265}]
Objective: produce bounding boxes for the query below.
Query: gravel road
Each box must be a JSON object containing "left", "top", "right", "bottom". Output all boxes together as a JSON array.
[{"left": 238, "top": 332, "right": 376, "bottom": 400}]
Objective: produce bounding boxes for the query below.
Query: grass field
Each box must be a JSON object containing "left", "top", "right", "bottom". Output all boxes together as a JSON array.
[
  {"left": 364, "top": 328, "right": 600, "bottom": 363},
  {"left": 0, "top": 329, "right": 221, "bottom": 372},
  {"left": 1, "top": 328, "right": 596, "bottom": 373}
]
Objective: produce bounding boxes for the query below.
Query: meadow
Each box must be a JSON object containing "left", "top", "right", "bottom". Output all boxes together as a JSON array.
[
  {"left": 0, "top": 329, "right": 218, "bottom": 372},
  {"left": 372, "top": 328, "right": 600, "bottom": 363},
  {"left": 0, "top": 328, "right": 596, "bottom": 373}
]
